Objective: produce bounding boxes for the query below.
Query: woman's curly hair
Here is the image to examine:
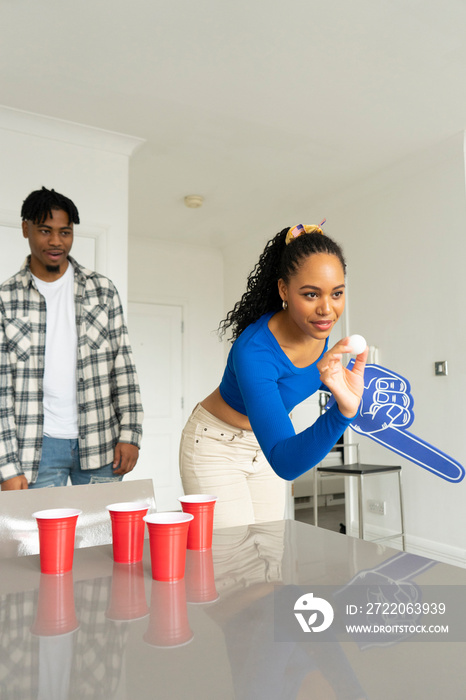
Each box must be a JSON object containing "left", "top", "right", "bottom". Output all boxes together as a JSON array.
[{"left": 218, "top": 227, "right": 346, "bottom": 341}]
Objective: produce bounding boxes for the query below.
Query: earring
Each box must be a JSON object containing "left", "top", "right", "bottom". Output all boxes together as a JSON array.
[{"left": 282, "top": 300, "right": 288, "bottom": 310}]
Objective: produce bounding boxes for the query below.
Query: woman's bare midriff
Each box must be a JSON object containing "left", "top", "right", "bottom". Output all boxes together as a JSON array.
[{"left": 201, "top": 387, "right": 252, "bottom": 431}]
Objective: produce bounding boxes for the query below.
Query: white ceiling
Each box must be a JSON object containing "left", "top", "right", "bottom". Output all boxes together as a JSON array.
[{"left": 2, "top": 0, "right": 466, "bottom": 247}]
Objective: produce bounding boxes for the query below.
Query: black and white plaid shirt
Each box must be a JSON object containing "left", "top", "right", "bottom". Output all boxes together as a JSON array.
[{"left": 0, "top": 256, "right": 143, "bottom": 484}]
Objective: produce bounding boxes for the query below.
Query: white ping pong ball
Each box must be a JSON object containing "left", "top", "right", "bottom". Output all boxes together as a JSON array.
[{"left": 348, "top": 334, "right": 367, "bottom": 355}]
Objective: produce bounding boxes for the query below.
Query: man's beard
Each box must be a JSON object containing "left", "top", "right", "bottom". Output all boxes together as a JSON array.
[{"left": 45, "top": 264, "right": 60, "bottom": 273}]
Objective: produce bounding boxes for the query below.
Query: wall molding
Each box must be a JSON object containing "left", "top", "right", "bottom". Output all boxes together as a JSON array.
[
  {"left": 0, "top": 105, "right": 145, "bottom": 156},
  {"left": 348, "top": 521, "right": 466, "bottom": 569},
  {"left": 75, "top": 223, "right": 109, "bottom": 276}
]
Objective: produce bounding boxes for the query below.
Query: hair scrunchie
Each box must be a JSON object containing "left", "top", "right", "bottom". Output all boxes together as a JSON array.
[{"left": 285, "top": 223, "right": 325, "bottom": 245}]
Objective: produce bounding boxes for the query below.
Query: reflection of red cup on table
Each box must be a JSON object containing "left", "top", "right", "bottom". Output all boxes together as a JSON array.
[
  {"left": 178, "top": 495, "right": 217, "bottom": 550},
  {"left": 106, "top": 561, "right": 149, "bottom": 621},
  {"left": 31, "top": 572, "right": 79, "bottom": 636},
  {"left": 185, "top": 549, "right": 219, "bottom": 604},
  {"left": 144, "top": 579, "right": 193, "bottom": 648},
  {"left": 33, "top": 508, "right": 82, "bottom": 575},
  {"left": 106, "top": 501, "right": 149, "bottom": 564},
  {"left": 143, "top": 512, "right": 194, "bottom": 582}
]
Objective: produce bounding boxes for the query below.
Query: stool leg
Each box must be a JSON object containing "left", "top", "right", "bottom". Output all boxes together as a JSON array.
[
  {"left": 358, "top": 475, "right": 364, "bottom": 539},
  {"left": 398, "top": 471, "right": 406, "bottom": 551}
]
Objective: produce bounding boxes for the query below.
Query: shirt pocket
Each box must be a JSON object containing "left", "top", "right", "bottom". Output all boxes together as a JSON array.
[
  {"left": 84, "top": 304, "right": 109, "bottom": 350},
  {"left": 4, "top": 317, "right": 31, "bottom": 361}
]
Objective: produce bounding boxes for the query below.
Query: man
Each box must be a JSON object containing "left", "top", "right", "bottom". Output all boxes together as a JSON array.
[{"left": 0, "top": 187, "right": 143, "bottom": 490}]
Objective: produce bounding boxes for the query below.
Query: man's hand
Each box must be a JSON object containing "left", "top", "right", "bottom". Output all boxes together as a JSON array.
[
  {"left": 112, "top": 443, "right": 139, "bottom": 475},
  {"left": 1, "top": 475, "right": 28, "bottom": 490}
]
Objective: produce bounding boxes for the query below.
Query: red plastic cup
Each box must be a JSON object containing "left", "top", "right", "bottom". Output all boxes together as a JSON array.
[
  {"left": 106, "top": 501, "right": 149, "bottom": 564},
  {"left": 178, "top": 495, "right": 217, "bottom": 550},
  {"left": 31, "top": 572, "right": 79, "bottom": 636},
  {"left": 143, "top": 512, "right": 194, "bottom": 582},
  {"left": 144, "top": 579, "right": 193, "bottom": 648},
  {"left": 185, "top": 549, "right": 219, "bottom": 604},
  {"left": 33, "top": 508, "right": 82, "bottom": 575}
]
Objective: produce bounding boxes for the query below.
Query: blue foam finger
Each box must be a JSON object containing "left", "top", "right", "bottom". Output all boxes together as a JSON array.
[
  {"left": 351, "top": 421, "right": 464, "bottom": 482},
  {"left": 326, "top": 363, "right": 465, "bottom": 483}
]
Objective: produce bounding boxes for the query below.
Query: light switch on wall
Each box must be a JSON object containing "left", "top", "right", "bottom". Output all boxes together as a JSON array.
[{"left": 434, "top": 361, "right": 448, "bottom": 376}]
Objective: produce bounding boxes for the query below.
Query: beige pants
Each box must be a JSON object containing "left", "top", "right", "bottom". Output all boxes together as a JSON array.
[{"left": 179, "top": 404, "right": 286, "bottom": 529}]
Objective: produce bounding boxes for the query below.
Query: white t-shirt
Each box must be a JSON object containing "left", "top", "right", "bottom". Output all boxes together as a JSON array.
[{"left": 32, "top": 264, "right": 78, "bottom": 438}]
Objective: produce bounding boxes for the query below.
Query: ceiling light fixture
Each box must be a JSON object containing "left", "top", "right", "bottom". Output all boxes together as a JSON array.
[{"left": 184, "top": 195, "right": 204, "bottom": 208}]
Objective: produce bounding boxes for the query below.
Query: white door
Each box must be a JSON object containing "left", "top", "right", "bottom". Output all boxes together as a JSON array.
[{"left": 126, "top": 302, "right": 184, "bottom": 511}]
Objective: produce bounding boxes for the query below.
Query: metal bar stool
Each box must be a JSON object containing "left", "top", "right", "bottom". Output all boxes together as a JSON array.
[{"left": 316, "top": 462, "right": 405, "bottom": 550}]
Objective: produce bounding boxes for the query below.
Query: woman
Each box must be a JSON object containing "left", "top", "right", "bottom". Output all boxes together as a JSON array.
[{"left": 180, "top": 224, "right": 367, "bottom": 529}]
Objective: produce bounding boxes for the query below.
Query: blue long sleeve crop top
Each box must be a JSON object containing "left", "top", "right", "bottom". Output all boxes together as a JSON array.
[{"left": 219, "top": 312, "right": 354, "bottom": 480}]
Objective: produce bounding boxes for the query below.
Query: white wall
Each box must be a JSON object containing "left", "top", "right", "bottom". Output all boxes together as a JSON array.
[
  {"left": 222, "top": 133, "right": 466, "bottom": 565},
  {"left": 128, "top": 237, "right": 225, "bottom": 420},
  {"left": 320, "top": 133, "right": 466, "bottom": 565},
  {"left": 0, "top": 106, "right": 143, "bottom": 302}
]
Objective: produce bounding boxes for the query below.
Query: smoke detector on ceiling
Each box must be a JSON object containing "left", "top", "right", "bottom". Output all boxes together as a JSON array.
[{"left": 184, "top": 195, "right": 204, "bottom": 208}]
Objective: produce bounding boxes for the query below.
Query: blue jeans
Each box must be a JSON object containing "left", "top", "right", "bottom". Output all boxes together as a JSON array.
[{"left": 29, "top": 436, "right": 123, "bottom": 489}]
